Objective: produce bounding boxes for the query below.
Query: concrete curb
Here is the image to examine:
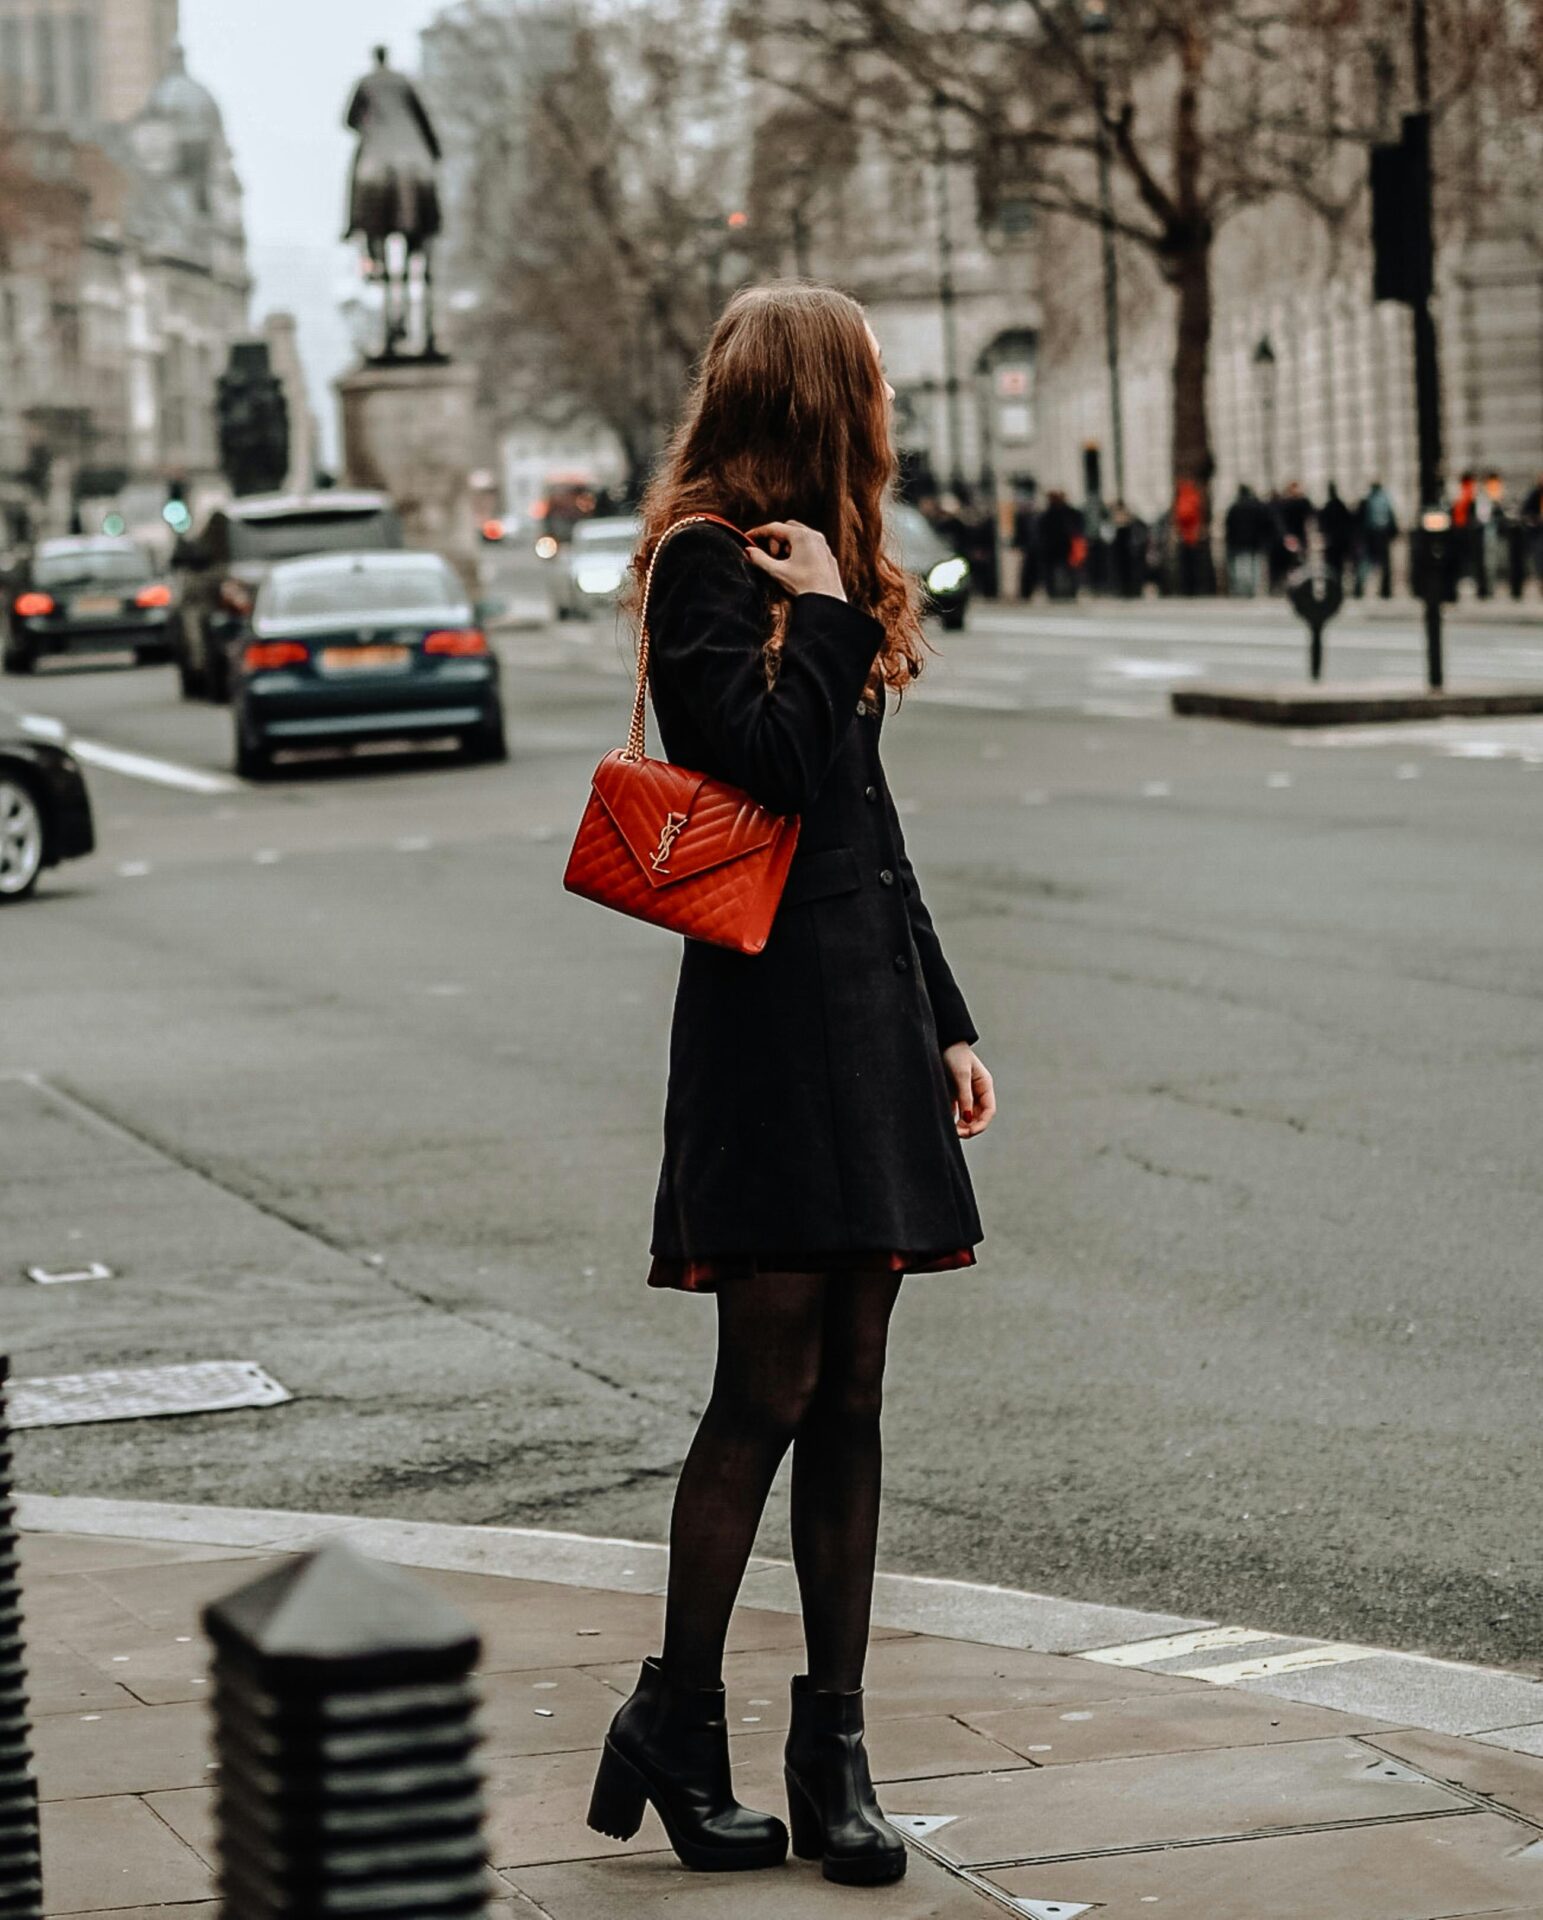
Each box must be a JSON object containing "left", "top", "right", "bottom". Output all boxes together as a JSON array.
[
  {"left": 1171, "top": 682, "right": 1543, "bottom": 726},
  {"left": 18, "top": 1492, "right": 1543, "bottom": 1750}
]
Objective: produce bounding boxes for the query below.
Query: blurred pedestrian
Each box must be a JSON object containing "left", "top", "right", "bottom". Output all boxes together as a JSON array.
[
  {"left": 1356, "top": 480, "right": 1398, "bottom": 599},
  {"left": 1521, "top": 474, "right": 1543, "bottom": 597},
  {"left": 1318, "top": 482, "right": 1355, "bottom": 588},
  {"left": 1268, "top": 481, "right": 1311, "bottom": 590},
  {"left": 1011, "top": 479, "right": 1041, "bottom": 601},
  {"left": 1448, "top": 472, "right": 1479, "bottom": 600},
  {"left": 1110, "top": 500, "right": 1147, "bottom": 598},
  {"left": 1172, "top": 476, "right": 1209, "bottom": 596},
  {"left": 1038, "top": 489, "right": 1083, "bottom": 600},
  {"left": 590, "top": 283, "right": 993, "bottom": 1886},
  {"left": 1224, "top": 484, "right": 1265, "bottom": 596},
  {"left": 961, "top": 494, "right": 1000, "bottom": 600}
]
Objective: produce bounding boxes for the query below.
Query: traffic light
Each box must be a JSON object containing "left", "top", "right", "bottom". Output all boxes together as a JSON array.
[
  {"left": 1371, "top": 114, "right": 1432, "bottom": 307},
  {"left": 216, "top": 342, "right": 290, "bottom": 497},
  {"left": 162, "top": 479, "right": 192, "bottom": 534}
]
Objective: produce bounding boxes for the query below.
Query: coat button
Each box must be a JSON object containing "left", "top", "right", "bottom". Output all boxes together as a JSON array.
[
  {"left": 856, "top": 698, "right": 868, "bottom": 716},
  {"left": 864, "top": 784, "right": 879, "bottom": 802},
  {"left": 893, "top": 953, "right": 910, "bottom": 973},
  {"left": 879, "top": 868, "right": 895, "bottom": 886}
]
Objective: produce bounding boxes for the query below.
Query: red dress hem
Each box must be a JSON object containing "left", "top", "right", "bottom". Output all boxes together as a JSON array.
[{"left": 647, "top": 1248, "right": 977, "bottom": 1293}]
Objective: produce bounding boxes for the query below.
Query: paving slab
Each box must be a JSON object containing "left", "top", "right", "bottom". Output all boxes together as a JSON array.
[
  {"left": 507, "top": 1848, "right": 1002, "bottom": 1916},
  {"left": 473, "top": 1587, "right": 826, "bottom": 1674},
  {"left": 39, "top": 1796, "right": 213, "bottom": 1915},
  {"left": 17, "top": 1533, "right": 261, "bottom": 1577},
  {"left": 985, "top": 1812, "right": 1543, "bottom": 1920},
  {"left": 24, "top": 1636, "right": 137, "bottom": 1717},
  {"left": 1367, "top": 1728, "right": 1543, "bottom": 1826},
  {"left": 478, "top": 1665, "right": 637, "bottom": 1759},
  {"left": 880, "top": 1737, "right": 1464, "bottom": 1868},
  {"left": 1479, "top": 1726, "right": 1543, "bottom": 1759},
  {"left": 960, "top": 1684, "right": 1398, "bottom": 1766},
  {"left": 34, "top": 1699, "right": 211, "bottom": 1800},
  {"left": 1237, "top": 1654, "right": 1543, "bottom": 1737},
  {"left": 69, "top": 1553, "right": 287, "bottom": 1629}
]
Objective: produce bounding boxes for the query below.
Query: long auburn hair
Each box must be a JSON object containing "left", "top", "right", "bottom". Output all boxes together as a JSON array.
[{"left": 627, "top": 283, "right": 927, "bottom": 692}]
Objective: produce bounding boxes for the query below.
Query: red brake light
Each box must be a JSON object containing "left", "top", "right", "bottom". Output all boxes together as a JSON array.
[
  {"left": 481, "top": 518, "right": 505, "bottom": 542},
  {"left": 135, "top": 583, "right": 172, "bottom": 609},
  {"left": 243, "top": 640, "right": 309, "bottom": 671},
  {"left": 423, "top": 628, "right": 488, "bottom": 656},
  {"left": 14, "top": 591, "right": 54, "bottom": 617},
  {"left": 219, "top": 578, "right": 255, "bottom": 615}
]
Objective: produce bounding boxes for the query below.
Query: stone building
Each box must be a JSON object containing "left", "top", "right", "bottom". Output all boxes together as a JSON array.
[{"left": 0, "top": 4, "right": 250, "bottom": 542}]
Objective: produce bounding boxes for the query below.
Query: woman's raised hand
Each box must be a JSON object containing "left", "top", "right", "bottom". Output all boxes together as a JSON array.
[{"left": 744, "top": 520, "right": 847, "bottom": 602}]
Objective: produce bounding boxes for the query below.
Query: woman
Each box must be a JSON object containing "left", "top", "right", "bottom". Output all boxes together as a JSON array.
[{"left": 587, "top": 284, "right": 995, "bottom": 1886}]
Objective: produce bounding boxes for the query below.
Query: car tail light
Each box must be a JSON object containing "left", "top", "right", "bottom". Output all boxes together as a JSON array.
[
  {"left": 135, "top": 583, "right": 172, "bottom": 609},
  {"left": 14, "top": 591, "right": 54, "bottom": 617},
  {"left": 423, "top": 628, "right": 488, "bottom": 656},
  {"left": 481, "top": 518, "right": 506, "bottom": 542},
  {"left": 219, "top": 578, "right": 255, "bottom": 615},
  {"left": 243, "top": 640, "right": 309, "bottom": 671}
]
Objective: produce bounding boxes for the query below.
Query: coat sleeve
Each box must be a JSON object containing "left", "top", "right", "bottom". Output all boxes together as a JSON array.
[
  {"left": 648, "top": 526, "right": 883, "bottom": 816},
  {"left": 883, "top": 785, "right": 978, "bottom": 1050}
]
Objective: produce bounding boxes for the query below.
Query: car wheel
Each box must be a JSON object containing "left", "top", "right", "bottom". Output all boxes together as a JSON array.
[
  {"left": 234, "top": 718, "right": 272, "bottom": 781},
  {"left": 0, "top": 775, "right": 45, "bottom": 901},
  {"left": 464, "top": 709, "right": 509, "bottom": 763},
  {"left": 941, "top": 605, "right": 967, "bottom": 632},
  {"left": 2, "top": 646, "right": 35, "bottom": 675}
]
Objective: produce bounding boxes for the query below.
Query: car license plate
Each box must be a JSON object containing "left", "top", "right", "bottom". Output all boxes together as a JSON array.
[
  {"left": 73, "top": 594, "right": 119, "bottom": 616},
  {"left": 320, "top": 645, "right": 409, "bottom": 672}
]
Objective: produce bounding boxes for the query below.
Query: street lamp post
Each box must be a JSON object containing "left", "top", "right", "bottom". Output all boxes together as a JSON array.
[
  {"left": 1083, "top": 0, "right": 1125, "bottom": 506},
  {"left": 930, "top": 90, "right": 966, "bottom": 493}
]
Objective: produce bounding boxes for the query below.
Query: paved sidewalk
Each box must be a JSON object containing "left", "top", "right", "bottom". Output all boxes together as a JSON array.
[{"left": 20, "top": 1516, "right": 1543, "bottom": 1919}]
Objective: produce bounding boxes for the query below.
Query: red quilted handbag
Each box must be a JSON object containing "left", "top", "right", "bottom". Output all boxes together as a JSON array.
[{"left": 563, "top": 514, "right": 801, "bottom": 955}]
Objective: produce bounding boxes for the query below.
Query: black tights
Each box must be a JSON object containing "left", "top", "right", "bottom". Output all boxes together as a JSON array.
[{"left": 659, "top": 1269, "right": 904, "bottom": 1693}]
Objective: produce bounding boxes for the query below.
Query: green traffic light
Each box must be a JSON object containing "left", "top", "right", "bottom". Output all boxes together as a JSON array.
[
  {"left": 162, "top": 501, "right": 193, "bottom": 532},
  {"left": 102, "top": 512, "right": 126, "bottom": 536}
]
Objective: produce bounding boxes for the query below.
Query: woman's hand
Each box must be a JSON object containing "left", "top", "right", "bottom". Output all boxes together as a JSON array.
[
  {"left": 943, "top": 1043, "right": 996, "bottom": 1139},
  {"left": 744, "top": 520, "right": 847, "bottom": 601}
]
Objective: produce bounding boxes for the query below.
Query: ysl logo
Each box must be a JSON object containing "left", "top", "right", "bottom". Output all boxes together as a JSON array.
[{"left": 651, "top": 811, "right": 689, "bottom": 872}]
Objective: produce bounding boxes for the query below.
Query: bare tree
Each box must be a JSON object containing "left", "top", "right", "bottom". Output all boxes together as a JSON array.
[
  {"left": 428, "top": 0, "right": 754, "bottom": 495},
  {"left": 738, "top": 0, "right": 1506, "bottom": 502}
]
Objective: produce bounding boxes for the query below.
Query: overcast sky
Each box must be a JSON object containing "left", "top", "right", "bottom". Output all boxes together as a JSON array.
[{"left": 182, "top": 0, "right": 443, "bottom": 464}]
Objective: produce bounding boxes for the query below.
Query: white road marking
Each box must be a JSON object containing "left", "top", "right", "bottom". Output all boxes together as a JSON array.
[
  {"left": 1079, "top": 1624, "right": 1266, "bottom": 1666},
  {"left": 395, "top": 834, "right": 434, "bottom": 852},
  {"left": 70, "top": 737, "right": 240, "bottom": 795},
  {"left": 253, "top": 849, "right": 282, "bottom": 865},
  {"left": 116, "top": 861, "right": 151, "bottom": 878},
  {"left": 1175, "top": 1642, "right": 1376, "bottom": 1684},
  {"left": 1267, "top": 772, "right": 1294, "bottom": 789},
  {"left": 1101, "top": 657, "right": 1204, "bottom": 681},
  {"left": 1142, "top": 780, "right": 1172, "bottom": 797}
]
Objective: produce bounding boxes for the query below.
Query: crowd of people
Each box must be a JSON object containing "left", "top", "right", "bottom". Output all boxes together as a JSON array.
[{"left": 913, "top": 472, "right": 1543, "bottom": 604}]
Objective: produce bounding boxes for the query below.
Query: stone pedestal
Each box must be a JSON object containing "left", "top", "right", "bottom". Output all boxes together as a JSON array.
[{"left": 336, "top": 361, "right": 480, "bottom": 594}]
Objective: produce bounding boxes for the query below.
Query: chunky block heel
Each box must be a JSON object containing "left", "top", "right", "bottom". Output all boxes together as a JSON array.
[
  {"left": 587, "top": 1739, "right": 647, "bottom": 1841},
  {"left": 587, "top": 1657, "right": 788, "bottom": 1872},
  {"left": 784, "top": 1766, "right": 824, "bottom": 1860}
]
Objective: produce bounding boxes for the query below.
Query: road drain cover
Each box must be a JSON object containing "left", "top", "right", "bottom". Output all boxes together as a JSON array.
[{"left": 8, "top": 1360, "right": 291, "bottom": 1429}]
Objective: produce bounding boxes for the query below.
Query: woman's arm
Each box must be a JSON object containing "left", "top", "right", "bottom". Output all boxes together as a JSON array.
[{"left": 648, "top": 526, "right": 881, "bottom": 816}]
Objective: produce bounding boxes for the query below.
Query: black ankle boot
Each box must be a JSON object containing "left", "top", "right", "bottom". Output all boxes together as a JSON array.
[
  {"left": 587, "top": 1657, "right": 788, "bottom": 1872},
  {"left": 783, "top": 1674, "right": 907, "bottom": 1885}
]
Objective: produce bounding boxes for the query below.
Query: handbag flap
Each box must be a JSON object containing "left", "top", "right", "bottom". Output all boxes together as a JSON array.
[{"left": 591, "top": 749, "right": 783, "bottom": 890}]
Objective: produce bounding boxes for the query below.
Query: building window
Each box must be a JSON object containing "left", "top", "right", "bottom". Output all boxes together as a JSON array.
[
  {"left": 34, "top": 13, "right": 58, "bottom": 117},
  {"left": 71, "top": 11, "right": 95, "bottom": 119},
  {"left": 0, "top": 19, "right": 22, "bottom": 117}
]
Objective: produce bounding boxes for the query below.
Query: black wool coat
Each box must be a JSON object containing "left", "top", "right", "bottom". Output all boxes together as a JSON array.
[{"left": 646, "top": 523, "right": 983, "bottom": 1262}]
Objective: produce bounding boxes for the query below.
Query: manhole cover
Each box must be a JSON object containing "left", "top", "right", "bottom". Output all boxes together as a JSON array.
[{"left": 8, "top": 1360, "right": 291, "bottom": 1429}]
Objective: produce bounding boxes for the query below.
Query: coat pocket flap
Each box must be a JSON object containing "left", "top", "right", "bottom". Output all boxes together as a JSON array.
[
  {"left": 782, "top": 846, "right": 861, "bottom": 906},
  {"left": 591, "top": 749, "right": 782, "bottom": 890}
]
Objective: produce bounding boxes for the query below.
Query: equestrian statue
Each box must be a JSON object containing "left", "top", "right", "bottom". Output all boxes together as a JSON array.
[{"left": 343, "top": 46, "right": 445, "bottom": 362}]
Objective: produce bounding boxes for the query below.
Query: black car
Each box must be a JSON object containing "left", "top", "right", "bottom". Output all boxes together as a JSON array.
[
  {"left": 171, "top": 490, "right": 404, "bottom": 703},
  {"left": 230, "top": 550, "right": 507, "bottom": 778},
  {"left": 3, "top": 536, "right": 173, "bottom": 673},
  {"left": 893, "top": 503, "right": 972, "bottom": 630},
  {"left": 0, "top": 730, "right": 95, "bottom": 901}
]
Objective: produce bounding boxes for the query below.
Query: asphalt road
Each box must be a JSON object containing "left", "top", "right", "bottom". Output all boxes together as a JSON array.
[{"left": 5, "top": 577, "right": 1542, "bottom": 1676}]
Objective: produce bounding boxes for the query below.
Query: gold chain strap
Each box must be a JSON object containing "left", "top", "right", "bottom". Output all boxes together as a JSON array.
[{"left": 625, "top": 515, "right": 728, "bottom": 762}]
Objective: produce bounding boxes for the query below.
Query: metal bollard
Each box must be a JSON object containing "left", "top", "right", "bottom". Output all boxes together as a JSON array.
[
  {"left": 0, "top": 1357, "right": 44, "bottom": 1920},
  {"left": 203, "top": 1537, "right": 491, "bottom": 1919}
]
